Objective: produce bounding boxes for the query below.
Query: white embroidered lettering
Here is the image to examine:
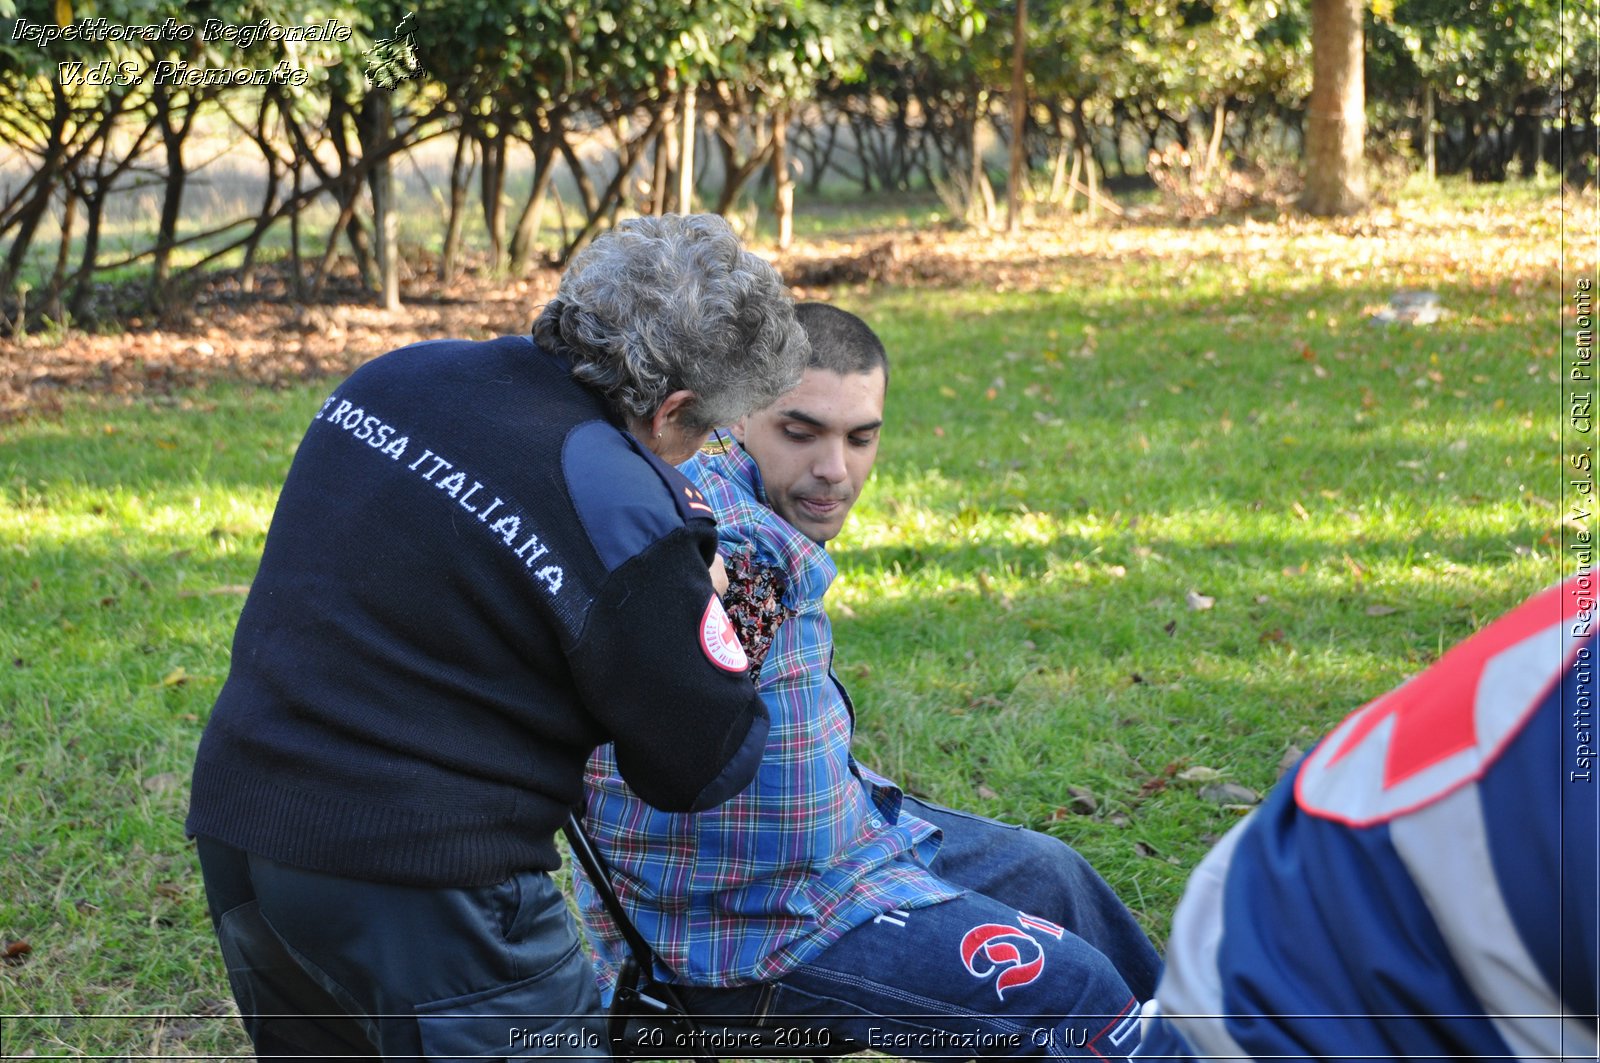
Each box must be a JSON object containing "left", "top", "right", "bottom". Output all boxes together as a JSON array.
[
  {"left": 490, "top": 514, "right": 521, "bottom": 545},
  {"left": 515, "top": 532, "right": 549, "bottom": 563},
  {"left": 317, "top": 401, "right": 562, "bottom": 595}
]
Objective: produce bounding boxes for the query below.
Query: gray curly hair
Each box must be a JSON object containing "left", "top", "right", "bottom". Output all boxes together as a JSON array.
[{"left": 532, "top": 214, "right": 807, "bottom": 431}]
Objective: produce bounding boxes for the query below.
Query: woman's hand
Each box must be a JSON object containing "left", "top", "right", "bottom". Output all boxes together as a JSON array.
[{"left": 709, "top": 553, "right": 729, "bottom": 596}]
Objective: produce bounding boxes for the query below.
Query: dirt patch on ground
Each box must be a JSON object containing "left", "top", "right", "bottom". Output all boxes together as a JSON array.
[
  {"left": 1, "top": 265, "right": 561, "bottom": 421},
  {"left": 1, "top": 197, "right": 1580, "bottom": 422}
]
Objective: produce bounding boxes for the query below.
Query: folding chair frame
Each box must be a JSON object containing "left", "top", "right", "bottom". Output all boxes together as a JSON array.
[{"left": 563, "top": 813, "right": 856, "bottom": 1063}]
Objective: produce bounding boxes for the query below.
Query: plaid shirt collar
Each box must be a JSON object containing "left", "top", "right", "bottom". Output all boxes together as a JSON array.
[{"left": 693, "top": 435, "right": 837, "bottom": 606}]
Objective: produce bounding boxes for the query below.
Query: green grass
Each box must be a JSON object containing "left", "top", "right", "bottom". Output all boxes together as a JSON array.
[
  {"left": 1, "top": 387, "right": 314, "bottom": 1055},
  {"left": 0, "top": 182, "right": 1573, "bottom": 1056}
]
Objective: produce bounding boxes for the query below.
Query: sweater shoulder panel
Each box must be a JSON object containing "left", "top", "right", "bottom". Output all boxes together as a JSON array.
[{"left": 563, "top": 422, "right": 713, "bottom": 573}]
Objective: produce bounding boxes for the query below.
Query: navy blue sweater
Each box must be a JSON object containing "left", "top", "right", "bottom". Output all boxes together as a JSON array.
[{"left": 187, "top": 336, "right": 768, "bottom": 886}]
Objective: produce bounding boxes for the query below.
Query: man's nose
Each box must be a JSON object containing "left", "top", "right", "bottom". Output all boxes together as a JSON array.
[{"left": 812, "top": 439, "right": 848, "bottom": 483}]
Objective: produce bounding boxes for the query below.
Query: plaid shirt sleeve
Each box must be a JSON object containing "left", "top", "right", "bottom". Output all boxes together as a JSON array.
[{"left": 574, "top": 443, "right": 957, "bottom": 990}]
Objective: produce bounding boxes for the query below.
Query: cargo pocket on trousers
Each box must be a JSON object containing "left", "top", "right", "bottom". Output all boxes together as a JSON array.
[
  {"left": 216, "top": 899, "right": 374, "bottom": 1055},
  {"left": 414, "top": 939, "right": 607, "bottom": 1060}
]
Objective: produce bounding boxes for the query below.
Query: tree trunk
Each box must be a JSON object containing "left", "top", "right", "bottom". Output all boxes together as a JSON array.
[
  {"left": 1202, "top": 98, "right": 1227, "bottom": 178},
  {"left": 509, "top": 136, "right": 558, "bottom": 272},
  {"left": 289, "top": 159, "right": 304, "bottom": 300},
  {"left": 966, "top": 89, "right": 997, "bottom": 228},
  {"left": 560, "top": 108, "right": 667, "bottom": 266},
  {"left": 802, "top": 117, "right": 839, "bottom": 194},
  {"left": 558, "top": 136, "right": 600, "bottom": 218},
  {"left": 368, "top": 94, "right": 400, "bottom": 310},
  {"left": 678, "top": 84, "right": 698, "bottom": 212},
  {"left": 1300, "top": 0, "right": 1367, "bottom": 215},
  {"left": 68, "top": 186, "right": 106, "bottom": 321},
  {"left": 480, "top": 130, "right": 509, "bottom": 270},
  {"left": 239, "top": 154, "right": 279, "bottom": 294},
  {"left": 1006, "top": 0, "right": 1028, "bottom": 232},
  {"left": 712, "top": 116, "right": 777, "bottom": 215},
  {"left": 1067, "top": 103, "right": 1099, "bottom": 220},
  {"left": 441, "top": 128, "right": 472, "bottom": 282},
  {"left": 346, "top": 212, "right": 375, "bottom": 291},
  {"left": 1422, "top": 84, "right": 1436, "bottom": 181},
  {"left": 311, "top": 192, "right": 364, "bottom": 299},
  {"left": 652, "top": 119, "right": 672, "bottom": 215},
  {"left": 772, "top": 108, "right": 793, "bottom": 250},
  {"left": 481, "top": 131, "right": 510, "bottom": 270},
  {"left": 149, "top": 83, "right": 193, "bottom": 310},
  {"left": 44, "top": 188, "right": 75, "bottom": 322},
  {"left": 240, "top": 95, "right": 281, "bottom": 295},
  {"left": 0, "top": 82, "right": 71, "bottom": 296}
]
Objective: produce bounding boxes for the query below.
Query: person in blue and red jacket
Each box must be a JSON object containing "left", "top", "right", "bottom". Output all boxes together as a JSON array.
[
  {"left": 186, "top": 214, "right": 808, "bottom": 1060},
  {"left": 1138, "top": 576, "right": 1598, "bottom": 1061}
]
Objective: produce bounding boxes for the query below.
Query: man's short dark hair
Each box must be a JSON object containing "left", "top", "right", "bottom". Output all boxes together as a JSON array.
[{"left": 794, "top": 303, "right": 888, "bottom": 385}]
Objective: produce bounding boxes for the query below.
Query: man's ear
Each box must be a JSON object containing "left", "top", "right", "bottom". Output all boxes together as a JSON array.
[
  {"left": 728, "top": 416, "right": 748, "bottom": 445},
  {"left": 650, "top": 390, "right": 697, "bottom": 437}
]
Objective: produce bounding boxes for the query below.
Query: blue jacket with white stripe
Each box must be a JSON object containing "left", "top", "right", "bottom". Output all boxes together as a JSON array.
[{"left": 1139, "top": 578, "right": 1598, "bottom": 1061}]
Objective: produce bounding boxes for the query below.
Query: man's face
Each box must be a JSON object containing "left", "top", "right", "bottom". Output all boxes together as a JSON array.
[{"left": 732, "top": 367, "right": 886, "bottom": 544}]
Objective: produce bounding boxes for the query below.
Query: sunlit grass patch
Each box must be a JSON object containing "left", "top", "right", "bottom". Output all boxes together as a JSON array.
[{"left": 0, "top": 183, "right": 1570, "bottom": 1055}]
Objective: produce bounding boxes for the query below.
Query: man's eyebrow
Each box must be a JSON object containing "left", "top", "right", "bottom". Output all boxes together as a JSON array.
[{"left": 779, "top": 409, "right": 884, "bottom": 434}]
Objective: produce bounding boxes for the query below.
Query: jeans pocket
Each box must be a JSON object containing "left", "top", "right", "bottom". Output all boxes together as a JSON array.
[
  {"left": 216, "top": 900, "right": 375, "bottom": 1056},
  {"left": 414, "top": 939, "right": 607, "bottom": 1061}
]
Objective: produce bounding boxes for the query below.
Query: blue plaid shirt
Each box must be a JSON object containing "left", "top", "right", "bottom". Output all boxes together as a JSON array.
[{"left": 576, "top": 439, "right": 958, "bottom": 988}]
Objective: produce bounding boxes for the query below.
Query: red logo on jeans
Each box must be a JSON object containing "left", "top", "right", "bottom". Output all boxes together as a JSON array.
[{"left": 960, "top": 922, "right": 1048, "bottom": 999}]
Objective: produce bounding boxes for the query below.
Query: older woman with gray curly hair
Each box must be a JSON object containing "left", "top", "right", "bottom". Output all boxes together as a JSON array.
[
  {"left": 188, "top": 213, "right": 806, "bottom": 1060},
  {"left": 536, "top": 213, "right": 804, "bottom": 460}
]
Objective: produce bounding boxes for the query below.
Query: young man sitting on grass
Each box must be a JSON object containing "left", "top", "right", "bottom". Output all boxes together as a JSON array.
[{"left": 578, "top": 303, "right": 1161, "bottom": 1061}]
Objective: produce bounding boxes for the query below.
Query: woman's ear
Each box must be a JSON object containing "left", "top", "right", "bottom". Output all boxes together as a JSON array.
[{"left": 651, "top": 390, "right": 697, "bottom": 437}]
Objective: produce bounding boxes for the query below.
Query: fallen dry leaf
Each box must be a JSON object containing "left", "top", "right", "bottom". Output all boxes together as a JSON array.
[
  {"left": 177, "top": 585, "right": 252, "bottom": 598},
  {"left": 1277, "top": 744, "right": 1307, "bottom": 777},
  {"left": 1066, "top": 785, "right": 1097, "bottom": 816},
  {"left": 142, "top": 772, "right": 181, "bottom": 794},
  {"left": 1186, "top": 590, "right": 1216, "bottom": 611},
  {"left": 1365, "top": 604, "right": 1400, "bottom": 617},
  {"left": 1200, "top": 782, "right": 1261, "bottom": 806}
]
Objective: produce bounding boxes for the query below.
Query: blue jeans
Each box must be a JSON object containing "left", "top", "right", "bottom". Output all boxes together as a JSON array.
[
  {"left": 196, "top": 837, "right": 606, "bottom": 1060},
  {"left": 676, "top": 798, "right": 1161, "bottom": 1060}
]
